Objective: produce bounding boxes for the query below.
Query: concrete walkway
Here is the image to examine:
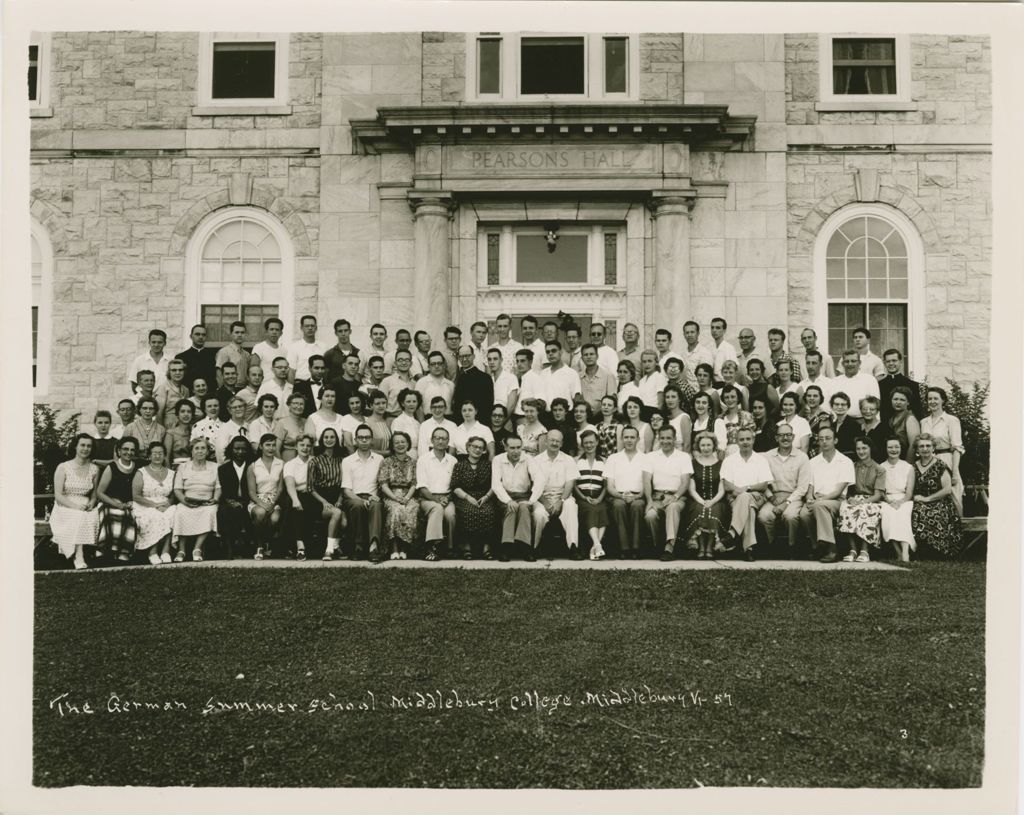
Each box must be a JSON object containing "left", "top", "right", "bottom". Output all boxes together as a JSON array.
[{"left": 40, "top": 557, "right": 906, "bottom": 574}]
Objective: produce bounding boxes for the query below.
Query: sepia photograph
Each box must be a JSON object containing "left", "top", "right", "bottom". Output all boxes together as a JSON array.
[{"left": 2, "top": 1, "right": 1021, "bottom": 812}]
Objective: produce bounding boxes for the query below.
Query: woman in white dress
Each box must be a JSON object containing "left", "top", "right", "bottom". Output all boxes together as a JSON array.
[
  {"left": 776, "top": 392, "right": 812, "bottom": 455},
  {"left": 616, "top": 360, "right": 642, "bottom": 405},
  {"left": 451, "top": 401, "right": 494, "bottom": 458},
  {"left": 247, "top": 433, "right": 284, "bottom": 560},
  {"left": 879, "top": 437, "right": 916, "bottom": 563},
  {"left": 171, "top": 436, "right": 220, "bottom": 562},
  {"left": 307, "top": 386, "right": 345, "bottom": 449},
  {"left": 131, "top": 441, "right": 178, "bottom": 564},
  {"left": 50, "top": 433, "right": 101, "bottom": 569},
  {"left": 663, "top": 385, "right": 693, "bottom": 453}
]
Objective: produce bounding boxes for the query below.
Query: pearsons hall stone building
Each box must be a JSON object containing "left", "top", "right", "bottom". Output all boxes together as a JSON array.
[{"left": 28, "top": 32, "right": 990, "bottom": 413}]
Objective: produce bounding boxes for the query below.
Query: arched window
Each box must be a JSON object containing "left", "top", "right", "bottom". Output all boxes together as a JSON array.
[
  {"left": 814, "top": 204, "right": 925, "bottom": 375},
  {"left": 185, "top": 207, "right": 294, "bottom": 346},
  {"left": 31, "top": 220, "right": 53, "bottom": 393}
]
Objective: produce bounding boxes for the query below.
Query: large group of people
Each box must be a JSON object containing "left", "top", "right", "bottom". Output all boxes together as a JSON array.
[{"left": 47, "top": 314, "right": 968, "bottom": 569}]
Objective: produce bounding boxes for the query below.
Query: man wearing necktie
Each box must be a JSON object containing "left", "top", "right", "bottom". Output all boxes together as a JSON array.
[
  {"left": 293, "top": 355, "right": 329, "bottom": 418},
  {"left": 878, "top": 348, "right": 924, "bottom": 421}
]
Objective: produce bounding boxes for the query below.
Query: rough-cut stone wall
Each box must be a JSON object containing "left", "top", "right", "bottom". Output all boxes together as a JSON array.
[
  {"left": 319, "top": 33, "right": 421, "bottom": 342},
  {"left": 685, "top": 35, "right": 787, "bottom": 352},
  {"left": 786, "top": 34, "right": 991, "bottom": 126},
  {"left": 640, "top": 34, "right": 683, "bottom": 102}
]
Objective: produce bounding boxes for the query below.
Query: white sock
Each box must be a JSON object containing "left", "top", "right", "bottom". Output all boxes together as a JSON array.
[{"left": 326, "top": 537, "right": 339, "bottom": 550}]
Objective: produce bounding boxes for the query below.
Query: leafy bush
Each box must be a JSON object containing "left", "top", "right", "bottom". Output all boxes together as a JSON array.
[{"left": 33, "top": 403, "right": 81, "bottom": 496}]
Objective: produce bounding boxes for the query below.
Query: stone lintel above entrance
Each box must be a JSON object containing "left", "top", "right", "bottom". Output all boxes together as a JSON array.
[{"left": 350, "top": 104, "right": 757, "bottom": 154}]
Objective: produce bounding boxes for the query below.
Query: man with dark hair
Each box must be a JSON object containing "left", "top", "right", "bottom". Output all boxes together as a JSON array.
[
  {"left": 879, "top": 348, "right": 923, "bottom": 419},
  {"left": 681, "top": 321, "right": 714, "bottom": 391},
  {"left": 799, "top": 327, "right": 835, "bottom": 378},
  {"left": 216, "top": 320, "right": 252, "bottom": 388},
  {"left": 493, "top": 313, "right": 523, "bottom": 375},
  {"left": 469, "top": 321, "right": 490, "bottom": 371},
  {"left": 384, "top": 328, "right": 417, "bottom": 376},
  {"left": 381, "top": 348, "right": 417, "bottom": 417},
  {"left": 215, "top": 362, "right": 244, "bottom": 421},
  {"left": 287, "top": 314, "right": 328, "bottom": 383},
  {"left": 578, "top": 343, "right": 617, "bottom": 414},
  {"left": 654, "top": 327, "right": 674, "bottom": 369},
  {"left": 452, "top": 344, "right": 494, "bottom": 421},
  {"left": 341, "top": 424, "right": 385, "bottom": 561},
  {"left": 441, "top": 325, "right": 463, "bottom": 380},
  {"left": 417, "top": 426, "right": 459, "bottom": 561},
  {"left": 292, "top": 355, "right": 329, "bottom": 418},
  {"left": 710, "top": 317, "right": 738, "bottom": 384},
  {"left": 415, "top": 351, "right": 456, "bottom": 418},
  {"left": 176, "top": 324, "right": 218, "bottom": 392},
  {"left": 588, "top": 321, "right": 620, "bottom": 375},
  {"left": 257, "top": 356, "right": 293, "bottom": 419},
  {"left": 412, "top": 330, "right": 433, "bottom": 378},
  {"left": 324, "top": 319, "right": 360, "bottom": 383},
  {"left": 767, "top": 328, "right": 802, "bottom": 386},
  {"left": 800, "top": 425, "right": 855, "bottom": 563},
  {"left": 852, "top": 327, "right": 885, "bottom": 379},
  {"left": 127, "top": 328, "right": 169, "bottom": 394},
  {"left": 521, "top": 315, "right": 545, "bottom": 372},
  {"left": 330, "top": 353, "right": 365, "bottom": 416},
  {"left": 797, "top": 349, "right": 835, "bottom": 406},
  {"left": 217, "top": 435, "right": 253, "bottom": 559},
  {"left": 359, "top": 323, "right": 389, "bottom": 382},
  {"left": 252, "top": 316, "right": 289, "bottom": 382},
  {"left": 563, "top": 324, "right": 584, "bottom": 372}
]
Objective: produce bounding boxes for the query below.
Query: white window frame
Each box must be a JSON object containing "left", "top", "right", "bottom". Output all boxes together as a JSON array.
[
  {"left": 813, "top": 203, "right": 925, "bottom": 376},
  {"left": 477, "top": 223, "right": 626, "bottom": 288},
  {"left": 31, "top": 220, "right": 53, "bottom": 395},
  {"left": 197, "top": 32, "right": 290, "bottom": 109},
  {"left": 465, "top": 32, "right": 639, "bottom": 102},
  {"left": 184, "top": 206, "right": 295, "bottom": 344},
  {"left": 29, "top": 32, "right": 52, "bottom": 116},
  {"left": 817, "top": 33, "right": 914, "bottom": 112}
]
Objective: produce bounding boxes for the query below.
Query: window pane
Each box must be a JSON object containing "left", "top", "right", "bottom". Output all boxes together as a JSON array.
[
  {"left": 839, "top": 218, "right": 866, "bottom": 240},
  {"left": 884, "top": 233, "right": 908, "bottom": 257},
  {"left": 604, "top": 233, "right": 618, "bottom": 284},
  {"left": 868, "top": 304, "right": 908, "bottom": 359},
  {"left": 201, "top": 305, "right": 239, "bottom": 345},
  {"left": 847, "top": 258, "right": 866, "bottom": 279},
  {"left": 486, "top": 233, "right": 500, "bottom": 285},
  {"left": 889, "top": 279, "right": 908, "bottom": 298},
  {"left": 848, "top": 237, "right": 869, "bottom": 260},
  {"left": 604, "top": 37, "right": 627, "bottom": 94},
  {"left": 28, "top": 44, "right": 38, "bottom": 101},
  {"left": 478, "top": 38, "right": 501, "bottom": 94},
  {"left": 516, "top": 233, "right": 587, "bottom": 283},
  {"left": 826, "top": 258, "right": 845, "bottom": 279},
  {"left": 847, "top": 279, "right": 866, "bottom": 298},
  {"left": 867, "top": 257, "right": 888, "bottom": 278},
  {"left": 521, "top": 37, "right": 585, "bottom": 95},
  {"left": 826, "top": 279, "right": 846, "bottom": 298},
  {"left": 865, "top": 216, "right": 894, "bottom": 243},
  {"left": 868, "top": 278, "right": 889, "bottom": 298},
  {"left": 832, "top": 38, "right": 897, "bottom": 96},
  {"left": 826, "top": 231, "right": 848, "bottom": 257},
  {"left": 241, "top": 305, "right": 278, "bottom": 339},
  {"left": 212, "top": 41, "right": 276, "bottom": 99}
]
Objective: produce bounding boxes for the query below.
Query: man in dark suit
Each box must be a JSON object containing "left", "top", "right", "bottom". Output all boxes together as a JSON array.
[
  {"left": 292, "top": 355, "right": 328, "bottom": 418},
  {"left": 175, "top": 324, "right": 219, "bottom": 392},
  {"left": 451, "top": 344, "right": 494, "bottom": 422},
  {"left": 879, "top": 348, "right": 924, "bottom": 420},
  {"left": 217, "top": 436, "right": 252, "bottom": 558}
]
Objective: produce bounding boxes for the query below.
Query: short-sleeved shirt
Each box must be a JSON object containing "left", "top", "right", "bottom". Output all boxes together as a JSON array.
[
  {"left": 490, "top": 371, "right": 520, "bottom": 410},
  {"left": 515, "top": 370, "right": 544, "bottom": 416},
  {"left": 808, "top": 451, "right": 856, "bottom": 496},
  {"left": 539, "top": 366, "right": 582, "bottom": 406},
  {"left": 416, "top": 452, "right": 458, "bottom": 493},
  {"left": 832, "top": 373, "right": 880, "bottom": 418},
  {"left": 850, "top": 458, "right": 886, "bottom": 498},
  {"left": 637, "top": 371, "right": 668, "bottom": 408},
  {"left": 418, "top": 417, "right": 457, "bottom": 458},
  {"left": 415, "top": 376, "right": 455, "bottom": 414},
  {"left": 216, "top": 344, "right": 252, "bottom": 386},
  {"left": 720, "top": 451, "right": 773, "bottom": 489},
  {"left": 283, "top": 456, "right": 309, "bottom": 491},
  {"left": 451, "top": 422, "right": 495, "bottom": 455},
  {"left": 252, "top": 341, "right": 290, "bottom": 381},
  {"left": 287, "top": 340, "right": 330, "bottom": 382},
  {"left": 341, "top": 451, "right": 384, "bottom": 496},
  {"left": 604, "top": 450, "right": 646, "bottom": 494},
  {"left": 528, "top": 451, "right": 580, "bottom": 499},
  {"left": 642, "top": 449, "right": 694, "bottom": 493}
]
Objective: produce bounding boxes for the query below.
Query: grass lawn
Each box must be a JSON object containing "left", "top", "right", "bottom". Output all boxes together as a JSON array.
[{"left": 34, "top": 562, "right": 985, "bottom": 789}]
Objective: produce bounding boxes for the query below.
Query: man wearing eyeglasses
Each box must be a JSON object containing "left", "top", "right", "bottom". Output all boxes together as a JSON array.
[
  {"left": 758, "top": 422, "right": 811, "bottom": 558},
  {"left": 415, "top": 351, "right": 456, "bottom": 420},
  {"left": 588, "top": 322, "right": 620, "bottom": 376}
]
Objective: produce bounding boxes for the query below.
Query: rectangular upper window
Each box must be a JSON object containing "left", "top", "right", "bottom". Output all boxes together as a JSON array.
[
  {"left": 197, "top": 33, "right": 289, "bottom": 109},
  {"left": 29, "top": 33, "right": 51, "bottom": 113},
  {"left": 817, "top": 34, "right": 913, "bottom": 111},
  {"left": 479, "top": 224, "right": 625, "bottom": 287},
  {"left": 467, "top": 33, "right": 639, "bottom": 102}
]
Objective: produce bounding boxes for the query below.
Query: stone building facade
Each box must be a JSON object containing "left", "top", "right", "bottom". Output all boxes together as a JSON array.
[{"left": 28, "top": 31, "right": 990, "bottom": 414}]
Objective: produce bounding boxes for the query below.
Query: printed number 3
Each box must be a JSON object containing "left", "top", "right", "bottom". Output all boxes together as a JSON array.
[{"left": 899, "top": 729, "right": 908, "bottom": 740}]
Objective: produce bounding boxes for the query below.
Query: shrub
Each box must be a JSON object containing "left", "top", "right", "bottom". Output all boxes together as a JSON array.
[{"left": 33, "top": 403, "right": 81, "bottom": 497}]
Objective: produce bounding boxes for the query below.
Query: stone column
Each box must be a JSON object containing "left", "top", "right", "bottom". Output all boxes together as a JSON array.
[
  {"left": 649, "top": 191, "right": 697, "bottom": 331},
  {"left": 408, "top": 192, "right": 455, "bottom": 342}
]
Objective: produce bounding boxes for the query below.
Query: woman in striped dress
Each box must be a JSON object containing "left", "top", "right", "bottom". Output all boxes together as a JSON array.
[
  {"left": 95, "top": 436, "right": 140, "bottom": 562},
  {"left": 49, "top": 433, "right": 101, "bottom": 569},
  {"left": 363, "top": 390, "right": 393, "bottom": 454},
  {"left": 574, "top": 429, "right": 608, "bottom": 560},
  {"left": 309, "top": 427, "right": 347, "bottom": 560}
]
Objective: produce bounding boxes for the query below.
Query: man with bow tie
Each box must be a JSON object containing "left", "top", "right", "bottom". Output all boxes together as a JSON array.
[{"left": 292, "top": 355, "right": 329, "bottom": 418}]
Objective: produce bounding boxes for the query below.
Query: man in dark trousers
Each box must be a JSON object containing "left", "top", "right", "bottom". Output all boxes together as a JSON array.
[
  {"left": 175, "top": 323, "right": 219, "bottom": 392},
  {"left": 451, "top": 344, "right": 494, "bottom": 422},
  {"left": 878, "top": 348, "right": 924, "bottom": 420},
  {"left": 292, "top": 355, "right": 329, "bottom": 418},
  {"left": 217, "top": 436, "right": 252, "bottom": 558}
]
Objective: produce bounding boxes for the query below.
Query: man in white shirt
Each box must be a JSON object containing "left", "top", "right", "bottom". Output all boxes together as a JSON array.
[
  {"left": 643, "top": 425, "right": 693, "bottom": 559},
  {"left": 383, "top": 329, "right": 421, "bottom": 378},
  {"left": 605, "top": 425, "right": 647, "bottom": 558},
  {"left": 799, "top": 327, "right": 836, "bottom": 378},
  {"left": 493, "top": 313, "right": 523, "bottom": 376},
  {"left": 215, "top": 321, "right": 253, "bottom": 388},
  {"left": 562, "top": 324, "right": 584, "bottom": 373},
  {"left": 526, "top": 429, "right": 580, "bottom": 560},
  {"left": 654, "top": 328, "right": 675, "bottom": 370},
  {"left": 710, "top": 317, "right": 739, "bottom": 384},
  {"left": 287, "top": 314, "right": 329, "bottom": 383},
  {"left": 578, "top": 344, "right": 617, "bottom": 415},
  {"left": 110, "top": 399, "right": 136, "bottom": 439},
  {"left": 520, "top": 316, "right": 547, "bottom": 373},
  {"left": 538, "top": 341, "right": 582, "bottom": 408},
  {"left": 636, "top": 350, "right": 667, "bottom": 419},
  {"left": 487, "top": 348, "right": 520, "bottom": 418},
  {"left": 491, "top": 435, "right": 535, "bottom": 561},
  {"left": 415, "top": 352, "right": 456, "bottom": 419},
  {"left": 513, "top": 349, "right": 544, "bottom": 423},
  {"left": 720, "top": 427, "right": 773, "bottom": 561},
  {"left": 417, "top": 426, "right": 458, "bottom": 560},
  {"left": 757, "top": 423, "right": 811, "bottom": 556},
  {"left": 588, "top": 322, "right": 620, "bottom": 375},
  {"left": 358, "top": 323, "right": 389, "bottom": 382},
  {"left": 127, "top": 329, "right": 169, "bottom": 395},
  {"left": 618, "top": 322, "right": 643, "bottom": 372},
  {"left": 341, "top": 423, "right": 385, "bottom": 561},
  {"left": 256, "top": 356, "right": 294, "bottom": 419},
  {"left": 834, "top": 350, "right": 880, "bottom": 419},
  {"left": 797, "top": 350, "right": 834, "bottom": 407},
  {"left": 680, "top": 321, "right": 715, "bottom": 391},
  {"left": 735, "top": 328, "right": 765, "bottom": 387},
  {"left": 469, "top": 321, "right": 490, "bottom": 372},
  {"left": 852, "top": 327, "right": 885, "bottom": 379},
  {"left": 418, "top": 396, "right": 458, "bottom": 459},
  {"left": 251, "top": 317, "right": 289, "bottom": 382},
  {"left": 381, "top": 349, "right": 417, "bottom": 417},
  {"left": 799, "top": 425, "right": 855, "bottom": 563},
  {"left": 234, "top": 364, "right": 263, "bottom": 424},
  {"left": 214, "top": 397, "right": 250, "bottom": 463}
]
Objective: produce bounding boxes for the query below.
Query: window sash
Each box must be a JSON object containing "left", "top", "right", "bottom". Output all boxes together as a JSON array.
[
  {"left": 201, "top": 304, "right": 279, "bottom": 346},
  {"left": 212, "top": 42, "right": 277, "bottom": 100},
  {"left": 480, "top": 224, "right": 624, "bottom": 287},
  {"left": 28, "top": 44, "right": 39, "bottom": 101}
]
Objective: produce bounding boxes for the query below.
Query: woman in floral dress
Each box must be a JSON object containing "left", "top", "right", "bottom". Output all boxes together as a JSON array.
[
  {"left": 719, "top": 385, "right": 755, "bottom": 458},
  {"left": 49, "top": 433, "right": 101, "bottom": 569},
  {"left": 378, "top": 430, "right": 419, "bottom": 560},
  {"left": 131, "top": 440, "right": 177, "bottom": 564},
  {"left": 838, "top": 437, "right": 886, "bottom": 562},
  {"left": 451, "top": 437, "right": 495, "bottom": 559},
  {"left": 910, "top": 433, "right": 963, "bottom": 557},
  {"left": 802, "top": 385, "right": 832, "bottom": 458}
]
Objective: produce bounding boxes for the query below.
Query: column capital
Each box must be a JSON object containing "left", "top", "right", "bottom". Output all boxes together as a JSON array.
[
  {"left": 407, "top": 190, "right": 456, "bottom": 220},
  {"left": 647, "top": 189, "right": 698, "bottom": 217}
]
